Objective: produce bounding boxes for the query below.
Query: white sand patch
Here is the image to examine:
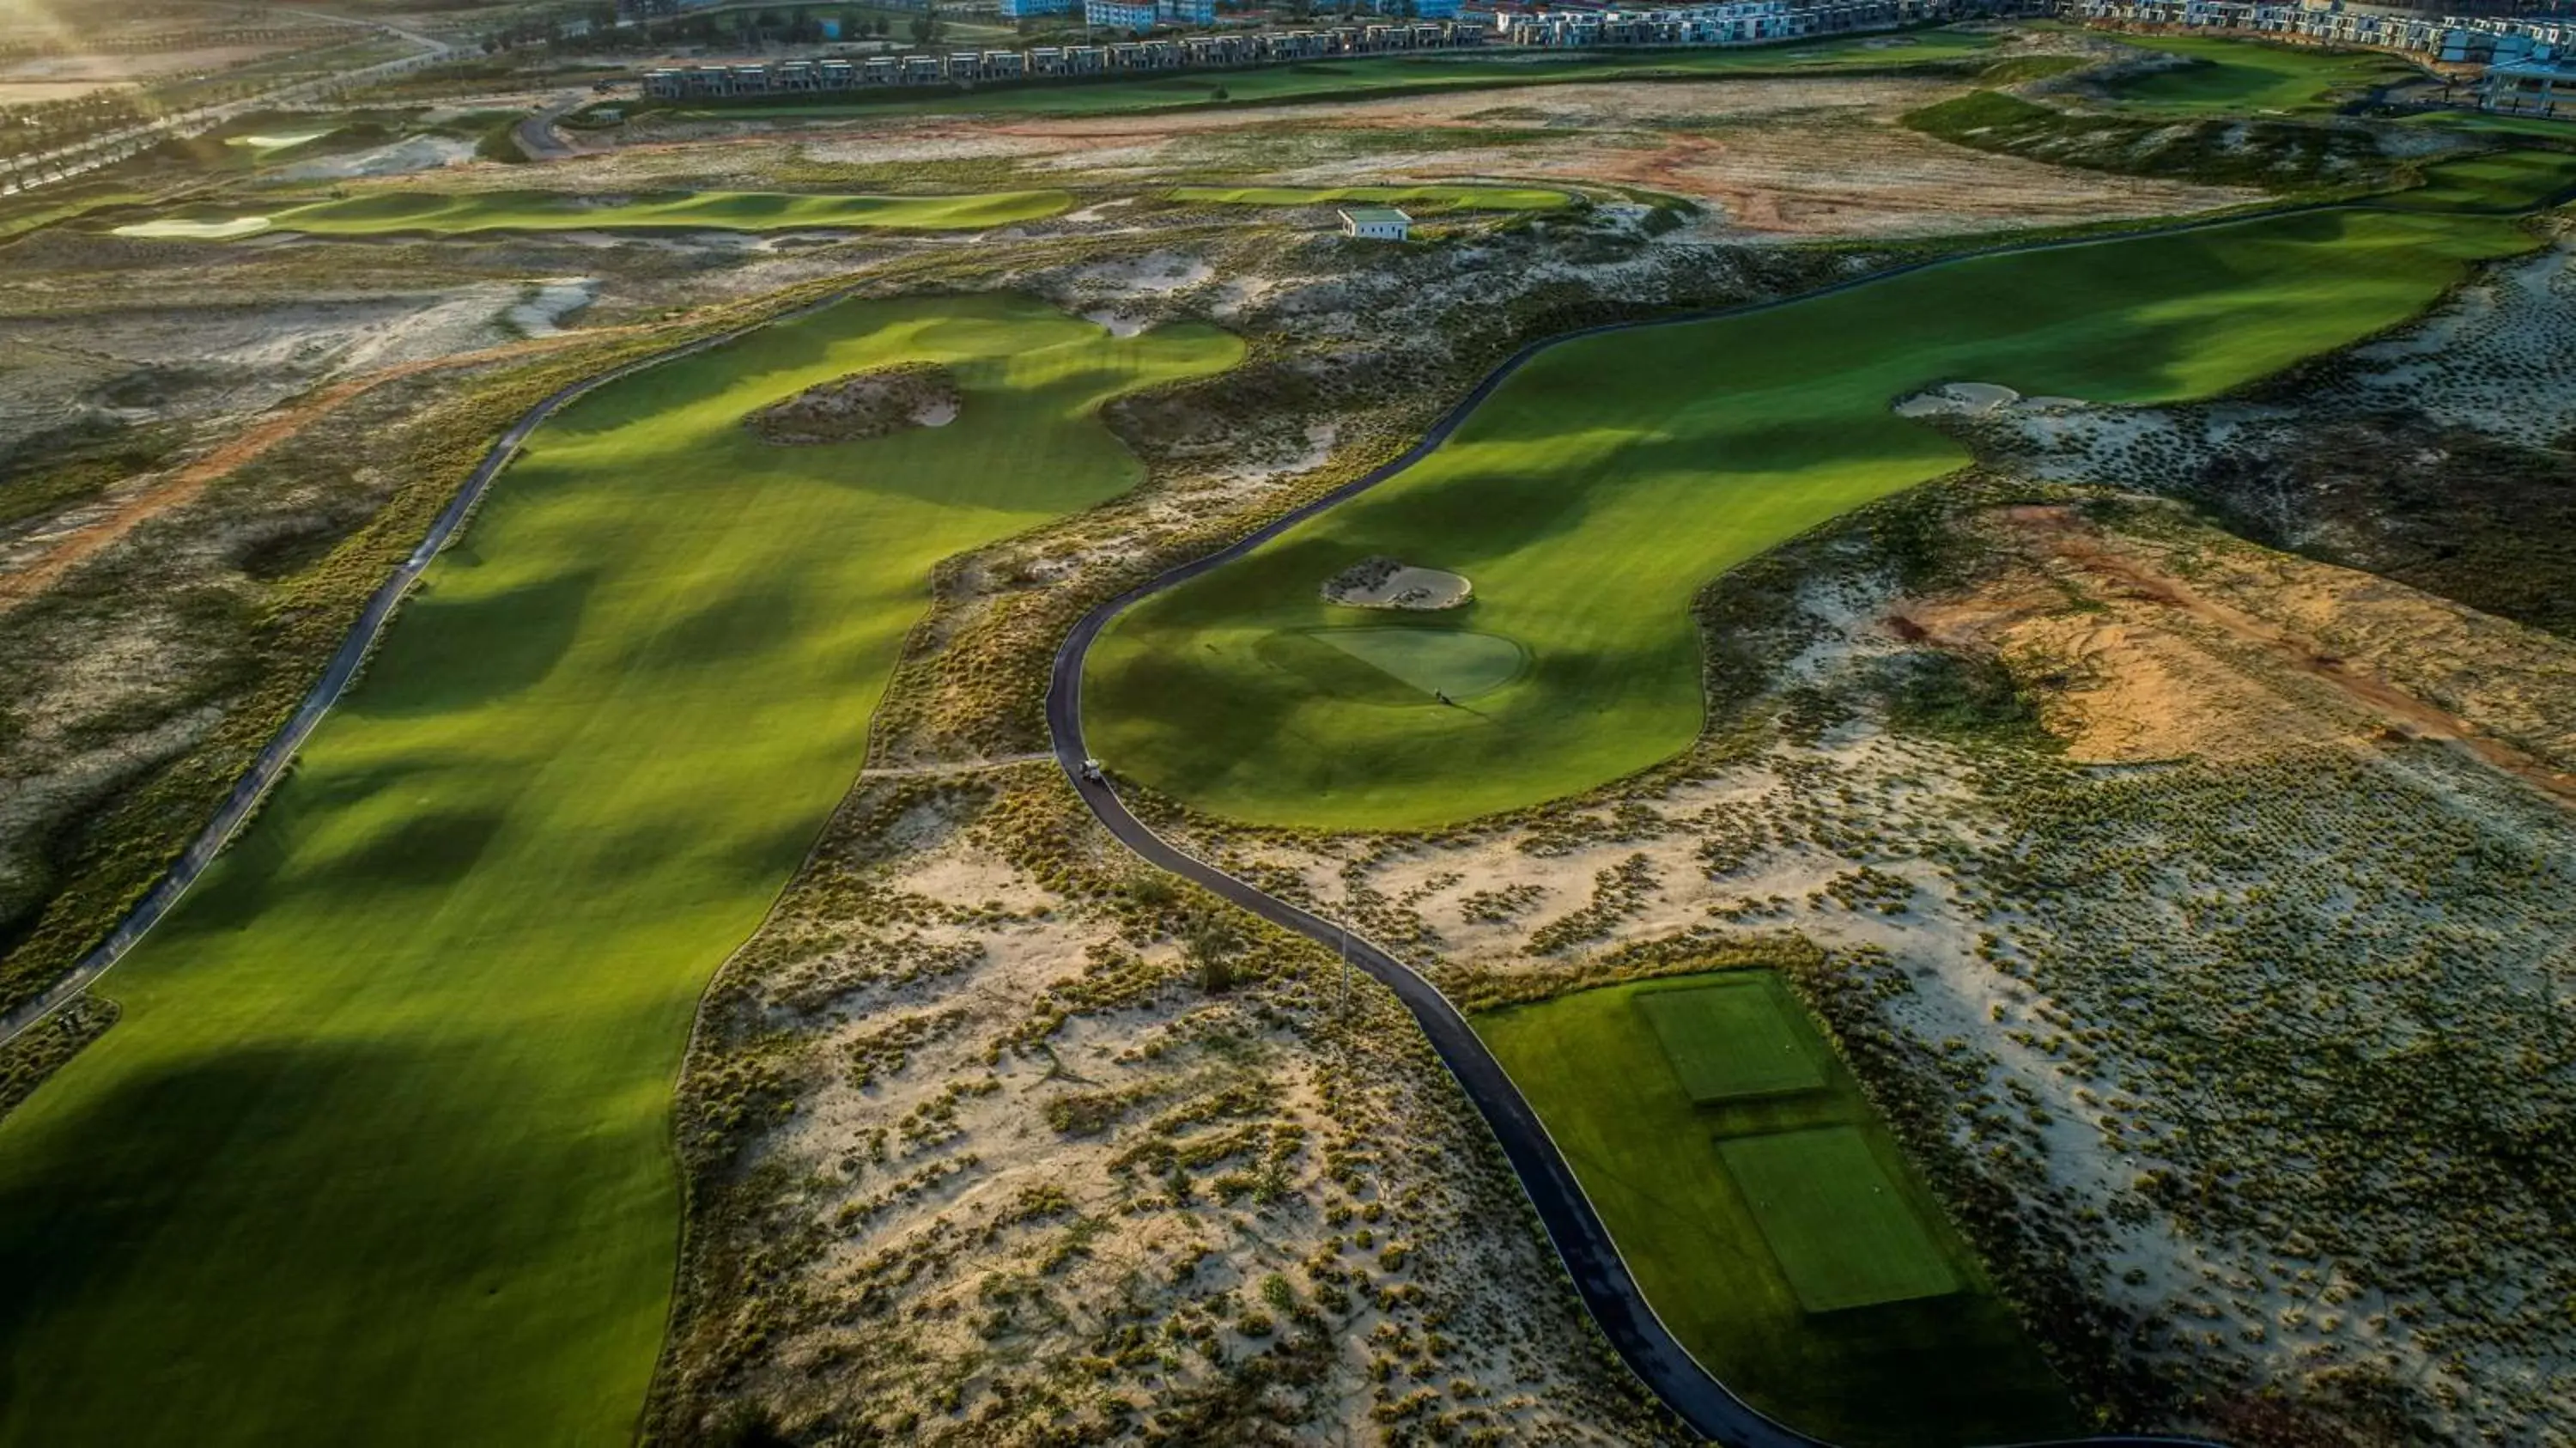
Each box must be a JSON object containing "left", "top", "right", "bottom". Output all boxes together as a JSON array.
[
  {"left": 1060, "top": 197, "right": 1136, "bottom": 224},
  {"left": 113, "top": 216, "right": 270, "bottom": 240},
  {"left": 1084, "top": 309, "right": 1147, "bottom": 338},
  {"left": 507, "top": 277, "right": 595, "bottom": 337},
  {"left": 1894, "top": 380, "right": 2021, "bottom": 417},
  {"left": 913, "top": 399, "right": 957, "bottom": 427},
  {"left": 228, "top": 130, "right": 336, "bottom": 152},
  {"left": 1074, "top": 250, "right": 1212, "bottom": 296},
  {"left": 1322, "top": 557, "right": 1473, "bottom": 611},
  {"left": 266, "top": 135, "right": 473, "bottom": 182}
]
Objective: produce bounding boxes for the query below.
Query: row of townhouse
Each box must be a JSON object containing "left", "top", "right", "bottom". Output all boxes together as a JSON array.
[
  {"left": 1007, "top": 0, "right": 1236, "bottom": 26},
  {"left": 2062, "top": 0, "right": 2573, "bottom": 66},
  {"left": 644, "top": 20, "right": 1482, "bottom": 97},
  {"left": 1493, "top": 0, "right": 1950, "bottom": 47}
]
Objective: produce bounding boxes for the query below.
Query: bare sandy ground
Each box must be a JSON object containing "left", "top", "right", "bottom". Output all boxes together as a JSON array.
[{"left": 618, "top": 74, "right": 2254, "bottom": 239}]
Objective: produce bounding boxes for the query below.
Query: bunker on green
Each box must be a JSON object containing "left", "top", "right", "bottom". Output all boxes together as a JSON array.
[{"left": 0, "top": 295, "right": 1241, "bottom": 1448}]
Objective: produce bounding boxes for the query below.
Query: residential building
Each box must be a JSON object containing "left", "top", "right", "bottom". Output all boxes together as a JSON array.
[
  {"left": 1085, "top": 0, "right": 1158, "bottom": 27},
  {"left": 1001, "top": 0, "right": 1078, "bottom": 19},
  {"left": 1340, "top": 206, "right": 1413, "bottom": 240}
]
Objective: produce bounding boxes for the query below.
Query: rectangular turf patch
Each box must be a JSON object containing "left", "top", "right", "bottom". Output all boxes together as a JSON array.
[
  {"left": 1635, "top": 978, "right": 1825, "bottom": 1103},
  {"left": 1718, "top": 1126, "right": 1959, "bottom": 1314}
]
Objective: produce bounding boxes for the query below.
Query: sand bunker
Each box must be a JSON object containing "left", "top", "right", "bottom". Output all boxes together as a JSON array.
[
  {"left": 113, "top": 215, "right": 270, "bottom": 240},
  {"left": 745, "top": 362, "right": 962, "bottom": 445},
  {"left": 1893, "top": 382, "right": 2088, "bottom": 419},
  {"left": 1322, "top": 556, "right": 1473, "bottom": 610}
]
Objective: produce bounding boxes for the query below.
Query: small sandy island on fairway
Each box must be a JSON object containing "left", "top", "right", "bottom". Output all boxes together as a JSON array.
[{"left": 1321, "top": 556, "right": 1473, "bottom": 610}]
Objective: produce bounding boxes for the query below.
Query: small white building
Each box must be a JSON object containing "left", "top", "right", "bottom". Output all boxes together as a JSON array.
[{"left": 1338, "top": 206, "right": 1413, "bottom": 240}]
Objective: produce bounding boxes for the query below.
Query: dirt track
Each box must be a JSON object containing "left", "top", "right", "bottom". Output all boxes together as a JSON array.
[{"left": 0, "top": 332, "right": 611, "bottom": 609}]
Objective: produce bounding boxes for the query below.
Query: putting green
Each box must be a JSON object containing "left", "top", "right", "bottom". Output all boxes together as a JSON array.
[
  {"left": 1310, "top": 626, "right": 1527, "bottom": 699},
  {"left": 1637, "top": 978, "right": 1825, "bottom": 1102},
  {"left": 110, "top": 186, "right": 1073, "bottom": 239},
  {"left": 1475, "top": 971, "right": 2072, "bottom": 1445},
  {"left": 1169, "top": 184, "right": 1573, "bottom": 212},
  {"left": 1084, "top": 206, "right": 2537, "bottom": 829},
  {"left": 0, "top": 295, "right": 1241, "bottom": 1448},
  {"left": 1721, "top": 1127, "right": 1959, "bottom": 1313}
]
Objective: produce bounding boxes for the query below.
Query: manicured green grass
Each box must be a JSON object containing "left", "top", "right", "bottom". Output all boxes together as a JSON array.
[
  {"left": 0, "top": 295, "right": 1242, "bottom": 1448},
  {"left": 1310, "top": 626, "right": 1528, "bottom": 697},
  {"left": 1475, "top": 972, "right": 2073, "bottom": 1445},
  {"left": 2385, "top": 147, "right": 2576, "bottom": 210},
  {"left": 1719, "top": 1127, "right": 1959, "bottom": 1312},
  {"left": 2403, "top": 109, "right": 2576, "bottom": 140},
  {"left": 1169, "top": 182, "right": 1574, "bottom": 211},
  {"left": 1637, "top": 978, "right": 1825, "bottom": 1103},
  {"left": 671, "top": 28, "right": 1999, "bottom": 120},
  {"left": 2094, "top": 32, "right": 2420, "bottom": 113},
  {"left": 1083, "top": 207, "right": 2536, "bottom": 829},
  {"left": 111, "top": 186, "right": 1073, "bottom": 239}
]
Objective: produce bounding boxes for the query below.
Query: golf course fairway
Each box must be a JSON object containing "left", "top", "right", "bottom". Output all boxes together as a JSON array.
[
  {"left": 0, "top": 294, "right": 1240, "bottom": 1447},
  {"left": 1082, "top": 206, "right": 2536, "bottom": 830}
]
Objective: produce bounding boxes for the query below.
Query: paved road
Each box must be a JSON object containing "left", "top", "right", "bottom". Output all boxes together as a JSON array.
[
  {"left": 513, "top": 92, "right": 586, "bottom": 161},
  {"left": 0, "top": 12, "right": 450, "bottom": 198}
]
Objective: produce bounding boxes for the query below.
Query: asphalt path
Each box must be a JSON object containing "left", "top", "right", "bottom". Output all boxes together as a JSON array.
[{"left": 1, "top": 15, "right": 451, "bottom": 198}]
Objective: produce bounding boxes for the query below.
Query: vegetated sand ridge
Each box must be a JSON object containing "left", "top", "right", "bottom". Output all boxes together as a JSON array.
[
  {"left": 1911, "top": 505, "right": 2576, "bottom": 803},
  {"left": 653, "top": 769, "right": 1666, "bottom": 1445},
  {"left": 1321, "top": 555, "right": 1473, "bottom": 610}
]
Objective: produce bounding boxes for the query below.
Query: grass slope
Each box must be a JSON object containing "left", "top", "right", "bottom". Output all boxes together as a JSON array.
[
  {"left": 113, "top": 186, "right": 1072, "bottom": 239},
  {"left": 1901, "top": 88, "right": 2395, "bottom": 192},
  {"left": 1475, "top": 971, "right": 2071, "bottom": 1446},
  {"left": 1083, "top": 206, "right": 2534, "bottom": 830},
  {"left": 0, "top": 295, "right": 1241, "bottom": 1448},
  {"left": 2093, "top": 31, "right": 2420, "bottom": 113},
  {"left": 1168, "top": 182, "right": 1573, "bottom": 211},
  {"left": 2382, "top": 147, "right": 2576, "bottom": 210},
  {"left": 668, "top": 28, "right": 1999, "bottom": 119}
]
